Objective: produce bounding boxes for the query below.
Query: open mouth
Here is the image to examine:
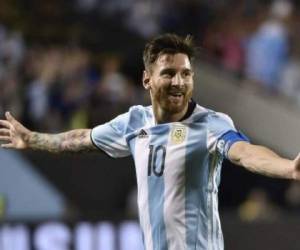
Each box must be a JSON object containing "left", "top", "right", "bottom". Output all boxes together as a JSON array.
[
  {"left": 167, "top": 93, "right": 184, "bottom": 103},
  {"left": 169, "top": 92, "right": 184, "bottom": 97}
]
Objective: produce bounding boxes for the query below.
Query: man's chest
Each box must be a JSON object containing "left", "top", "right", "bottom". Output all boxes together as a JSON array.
[{"left": 130, "top": 123, "right": 208, "bottom": 177}]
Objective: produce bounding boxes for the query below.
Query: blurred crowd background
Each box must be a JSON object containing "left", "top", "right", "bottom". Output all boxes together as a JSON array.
[
  {"left": 1, "top": 0, "right": 300, "bottom": 249},
  {"left": 1, "top": 0, "right": 300, "bottom": 131}
]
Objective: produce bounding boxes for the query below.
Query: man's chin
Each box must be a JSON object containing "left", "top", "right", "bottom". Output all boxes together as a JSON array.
[{"left": 164, "top": 100, "right": 187, "bottom": 113}]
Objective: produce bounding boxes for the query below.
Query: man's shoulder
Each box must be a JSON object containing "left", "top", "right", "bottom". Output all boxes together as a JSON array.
[
  {"left": 120, "top": 105, "right": 152, "bottom": 133},
  {"left": 191, "top": 104, "right": 233, "bottom": 124},
  {"left": 127, "top": 105, "right": 152, "bottom": 120},
  {"left": 128, "top": 104, "right": 151, "bottom": 113},
  {"left": 203, "top": 108, "right": 234, "bottom": 129}
]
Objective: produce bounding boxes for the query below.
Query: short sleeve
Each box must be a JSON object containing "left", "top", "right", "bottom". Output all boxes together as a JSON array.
[
  {"left": 91, "top": 112, "right": 131, "bottom": 158},
  {"left": 217, "top": 130, "right": 250, "bottom": 159},
  {"left": 207, "top": 112, "right": 249, "bottom": 158},
  {"left": 207, "top": 112, "right": 236, "bottom": 154}
]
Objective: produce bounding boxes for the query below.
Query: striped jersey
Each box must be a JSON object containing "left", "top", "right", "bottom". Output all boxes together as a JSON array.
[{"left": 91, "top": 101, "right": 247, "bottom": 250}]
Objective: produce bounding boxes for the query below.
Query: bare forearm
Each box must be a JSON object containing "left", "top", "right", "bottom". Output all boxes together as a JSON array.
[
  {"left": 241, "top": 147, "right": 293, "bottom": 178},
  {"left": 27, "top": 129, "right": 95, "bottom": 153},
  {"left": 230, "top": 143, "right": 294, "bottom": 179}
]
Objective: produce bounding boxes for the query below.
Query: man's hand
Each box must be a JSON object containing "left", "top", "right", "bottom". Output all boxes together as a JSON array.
[
  {"left": 1, "top": 111, "right": 95, "bottom": 153},
  {"left": 0, "top": 112, "right": 31, "bottom": 149},
  {"left": 292, "top": 153, "right": 300, "bottom": 180}
]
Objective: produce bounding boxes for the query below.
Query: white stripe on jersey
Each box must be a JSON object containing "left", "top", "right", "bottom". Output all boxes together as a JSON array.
[
  {"left": 209, "top": 154, "right": 224, "bottom": 250},
  {"left": 213, "top": 158, "right": 224, "bottom": 250},
  {"left": 134, "top": 135, "right": 153, "bottom": 250},
  {"left": 207, "top": 153, "right": 219, "bottom": 250},
  {"left": 163, "top": 123, "right": 189, "bottom": 250},
  {"left": 207, "top": 130, "right": 218, "bottom": 154}
]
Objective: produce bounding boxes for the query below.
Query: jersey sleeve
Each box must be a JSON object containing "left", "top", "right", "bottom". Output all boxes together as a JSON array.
[
  {"left": 207, "top": 112, "right": 249, "bottom": 158},
  {"left": 91, "top": 112, "right": 131, "bottom": 158}
]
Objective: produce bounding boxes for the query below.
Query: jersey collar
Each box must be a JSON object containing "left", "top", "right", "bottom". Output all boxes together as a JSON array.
[{"left": 179, "top": 99, "right": 196, "bottom": 122}]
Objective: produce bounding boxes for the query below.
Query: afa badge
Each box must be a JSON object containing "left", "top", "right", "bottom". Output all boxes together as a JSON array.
[{"left": 171, "top": 125, "right": 187, "bottom": 144}]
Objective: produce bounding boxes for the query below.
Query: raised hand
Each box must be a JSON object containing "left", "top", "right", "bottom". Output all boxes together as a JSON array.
[
  {"left": 292, "top": 153, "right": 300, "bottom": 180},
  {"left": 0, "top": 112, "right": 31, "bottom": 149}
]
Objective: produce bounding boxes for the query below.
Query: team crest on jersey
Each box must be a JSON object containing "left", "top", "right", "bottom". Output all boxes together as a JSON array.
[{"left": 171, "top": 125, "right": 186, "bottom": 144}]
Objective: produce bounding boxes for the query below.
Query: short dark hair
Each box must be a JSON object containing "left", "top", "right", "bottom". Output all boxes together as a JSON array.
[{"left": 143, "top": 33, "right": 195, "bottom": 71}]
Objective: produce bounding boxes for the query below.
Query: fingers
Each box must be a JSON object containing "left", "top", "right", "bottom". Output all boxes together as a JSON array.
[
  {"left": 0, "top": 127, "right": 11, "bottom": 141},
  {"left": 0, "top": 112, "right": 19, "bottom": 150},
  {"left": 0, "top": 134, "right": 12, "bottom": 149},
  {"left": 1, "top": 143, "right": 14, "bottom": 148},
  {"left": 0, "top": 112, "right": 17, "bottom": 128},
  {"left": 0, "top": 135, "right": 11, "bottom": 141},
  {"left": 0, "top": 111, "right": 17, "bottom": 128},
  {"left": 0, "top": 120, "right": 12, "bottom": 129},
  {"left": 5, "top": 112, "right": 16, "bottom": 123},
  {"left": 294, "top": 153, "right": 300, "bottom": 165},
  {"left": 0, "top": 128, "right": 10, "bottom": 136}
]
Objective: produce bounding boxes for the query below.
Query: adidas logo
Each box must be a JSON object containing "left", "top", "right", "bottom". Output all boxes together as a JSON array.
[{"left": 138, "top": 129, "right": 148, "bottom": 138}]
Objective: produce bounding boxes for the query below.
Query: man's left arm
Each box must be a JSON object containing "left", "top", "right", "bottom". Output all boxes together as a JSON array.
[{"left": 228, "top": 141, "right": 300, "bottom": 180}]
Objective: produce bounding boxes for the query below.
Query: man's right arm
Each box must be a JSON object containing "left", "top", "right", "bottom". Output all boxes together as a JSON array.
[
  {"left": 26, "top": 129, "right": 96, "bottom": 153},
  {"left": 0, "top": 112, "right": 97, "bottom": 153}
]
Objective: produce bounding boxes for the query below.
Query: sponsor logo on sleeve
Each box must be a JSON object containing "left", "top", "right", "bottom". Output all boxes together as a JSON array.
[{"left": 216, "top": 139, "right": 225, "bottom": 155}]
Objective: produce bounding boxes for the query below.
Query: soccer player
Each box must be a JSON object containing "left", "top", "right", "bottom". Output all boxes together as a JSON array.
[{"left": 1, "top": 34, "right": 300, "bottom": 250}]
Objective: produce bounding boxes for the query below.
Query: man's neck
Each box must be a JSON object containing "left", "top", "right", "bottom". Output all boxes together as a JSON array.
[{"left": 153, "top": 103, "right": 189, "bottom": 124}]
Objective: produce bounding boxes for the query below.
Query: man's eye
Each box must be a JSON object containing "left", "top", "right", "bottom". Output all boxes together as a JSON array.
[{"left": 182, "top": 71, "right": 192, "bottom": 77}]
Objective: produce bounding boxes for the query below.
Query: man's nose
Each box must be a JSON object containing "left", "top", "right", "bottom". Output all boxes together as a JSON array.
[{"left": 171, "top": 74, "right": 184, "bottom": 86}]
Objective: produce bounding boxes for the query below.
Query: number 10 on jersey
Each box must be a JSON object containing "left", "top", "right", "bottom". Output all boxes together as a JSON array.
[{"left": 147, "top": 145, "right": 166, "bottom": 177}]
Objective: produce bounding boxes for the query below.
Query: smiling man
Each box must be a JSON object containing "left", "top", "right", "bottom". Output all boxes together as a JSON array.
[
  {"left": 1, "top": 34, "right": 300, "bottom": 250},
  {"left": 143, "top": 51, "right": 194, "bottom": 123}
]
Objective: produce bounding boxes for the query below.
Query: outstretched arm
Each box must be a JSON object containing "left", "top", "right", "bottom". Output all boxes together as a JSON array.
[
  {"left": 228, "top": 141, "right": 300, "bottom": 180},
  {"left": 0, "top": 112, "right": 96, "bottom": 153}
]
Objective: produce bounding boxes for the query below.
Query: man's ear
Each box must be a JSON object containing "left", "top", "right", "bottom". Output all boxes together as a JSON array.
[{"left": 143, "top": 70, "right": 151, "bottom": 90}]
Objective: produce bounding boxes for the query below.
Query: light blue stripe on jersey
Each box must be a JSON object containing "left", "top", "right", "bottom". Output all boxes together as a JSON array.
[
  {"left": 126, "top": 107, "right": 145, "bottom": 151},
  {"left": 125, "top": 107, "right": 147, "bottom": 245},
  {"left": 148, "top": 125, "right": 170, "bottom": 250},
  {"left": 127, "top": 106, "right": 147, "bottom": 133},
  {"left": 185, "top": 116, "right": 210, "bottom": 250}
]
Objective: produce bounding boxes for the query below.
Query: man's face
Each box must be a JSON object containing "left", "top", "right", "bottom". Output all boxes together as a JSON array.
[{"left": 143, "top": 53, "right": 194, "bottom": 114}]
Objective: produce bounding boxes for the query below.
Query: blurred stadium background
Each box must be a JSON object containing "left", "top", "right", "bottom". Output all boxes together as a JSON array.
[{"left": 1, "top": 0, "right": 300, "bottom": 249}]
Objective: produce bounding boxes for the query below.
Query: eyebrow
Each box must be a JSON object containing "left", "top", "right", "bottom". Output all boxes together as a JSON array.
[
  {"left": 160, "top": 68, "right": 176, "bottom": 75},
  {"left": 159, "top": 67, "right": 193, "bottom": 75}
]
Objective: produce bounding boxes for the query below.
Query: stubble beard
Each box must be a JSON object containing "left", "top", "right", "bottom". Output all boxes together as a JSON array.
[{"left": 154, "top": 88, "right": 192, "bottom": 114}]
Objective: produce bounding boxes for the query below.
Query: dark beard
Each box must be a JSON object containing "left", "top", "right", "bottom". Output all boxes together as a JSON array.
[{"left": 159, "top": 90, "right": 191, "bottom": 113}]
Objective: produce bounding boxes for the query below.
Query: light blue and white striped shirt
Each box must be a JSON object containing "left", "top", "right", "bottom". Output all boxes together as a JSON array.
[{"left": 91, "top": 102, "right": 248, "bottom": 250}]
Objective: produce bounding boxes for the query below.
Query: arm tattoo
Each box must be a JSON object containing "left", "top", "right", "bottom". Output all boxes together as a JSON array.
[{"left": 28, "top": 129, "right": 96, "bottom": 153}]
